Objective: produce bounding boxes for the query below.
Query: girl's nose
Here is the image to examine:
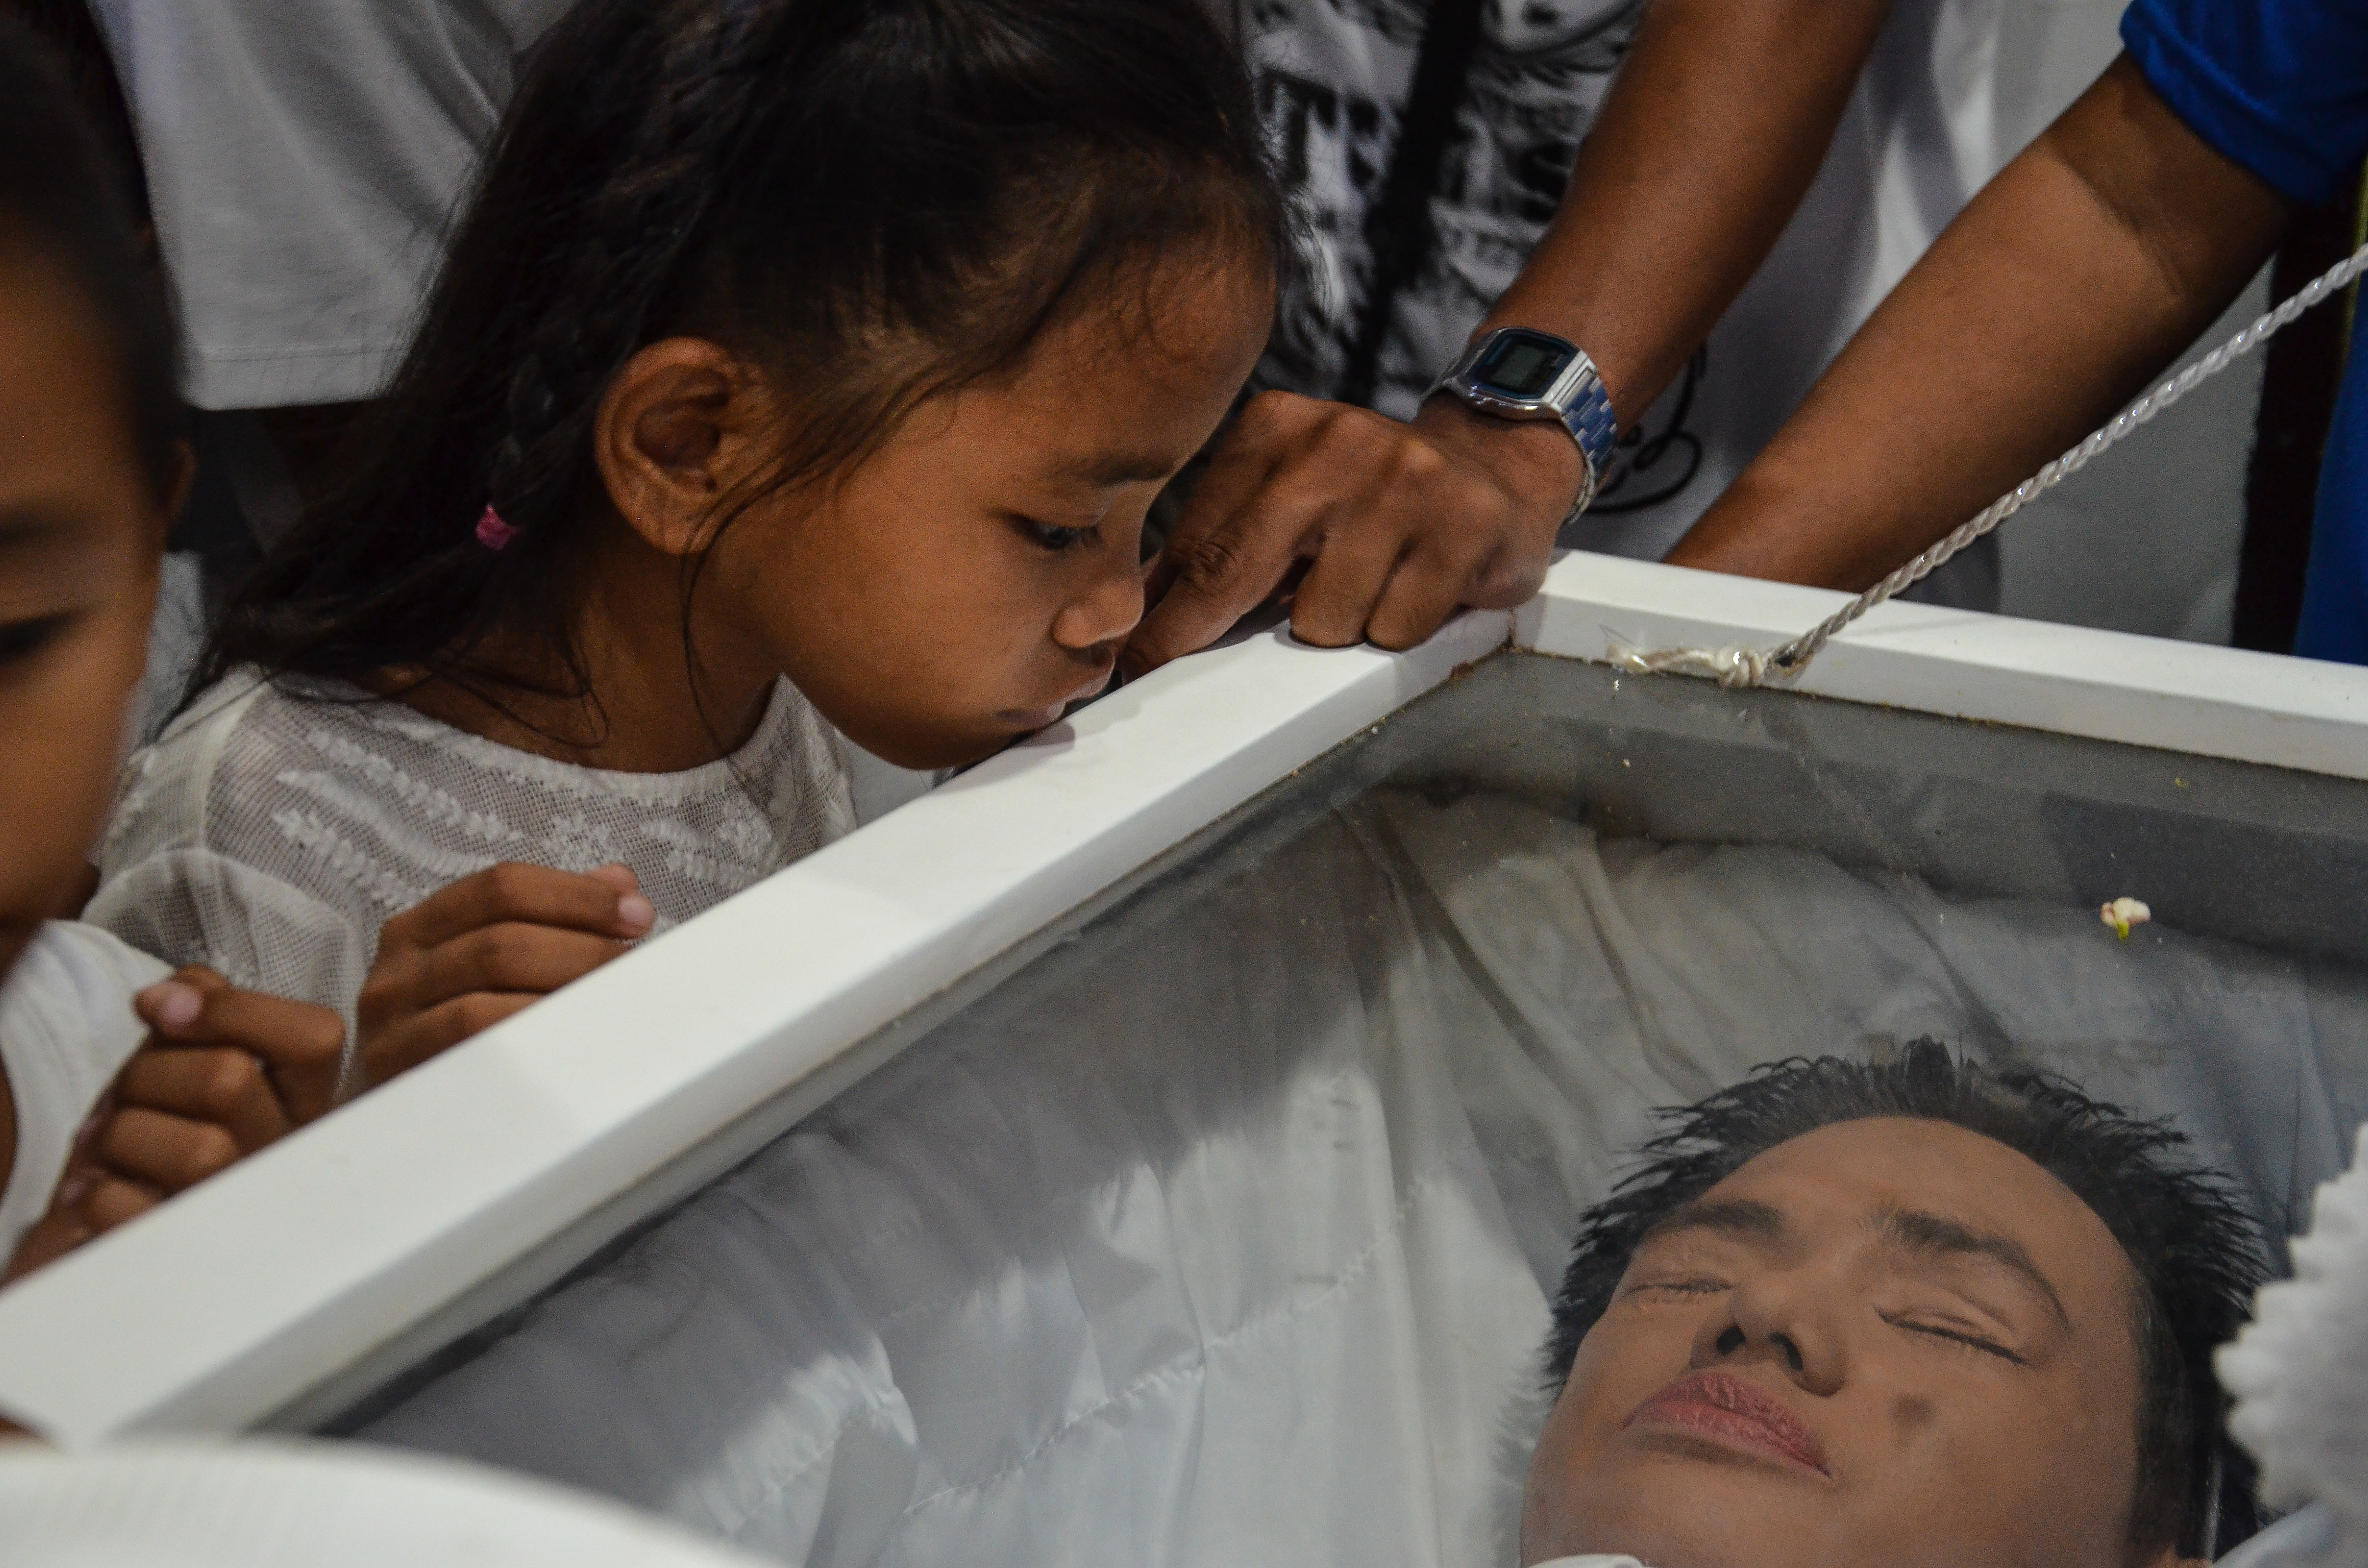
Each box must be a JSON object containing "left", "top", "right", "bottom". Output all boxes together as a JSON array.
[{"left": 1052, "top": 554, "right": 1147, "bottom": 651}]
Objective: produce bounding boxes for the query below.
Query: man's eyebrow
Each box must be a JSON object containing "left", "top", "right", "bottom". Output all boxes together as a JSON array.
[
  {"left": 1641, "top": 1197, "right": 1787, "bottom": 1246},
  {"left": 1878, "top": 1207, "right": 2071, "bottom": 1328}
]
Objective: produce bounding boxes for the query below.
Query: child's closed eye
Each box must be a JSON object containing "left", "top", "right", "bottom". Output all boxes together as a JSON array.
[
  {"left": 0, "top": 611, "right": 75, "bottom": 669},
  {"left": 1009, "top": 515, "right": 1097, "bottom": 554}
]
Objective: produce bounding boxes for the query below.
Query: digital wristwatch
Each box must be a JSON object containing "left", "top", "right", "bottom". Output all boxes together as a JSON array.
[{"left": 1428, "top": 327, "right": 1621, "bottom": 523}]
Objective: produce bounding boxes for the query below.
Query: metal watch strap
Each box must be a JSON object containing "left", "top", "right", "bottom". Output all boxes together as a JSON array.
[
  {"left": 1429, "top": 333, "right": 1622, "bottom": 525},
  {"left": 1556, "top": 355, "right": 1619, "bottom": 523}
]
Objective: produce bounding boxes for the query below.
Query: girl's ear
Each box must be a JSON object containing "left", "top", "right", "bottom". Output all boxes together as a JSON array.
[{"left": 592, "top": 337, "right": 761, "bottom": 559}]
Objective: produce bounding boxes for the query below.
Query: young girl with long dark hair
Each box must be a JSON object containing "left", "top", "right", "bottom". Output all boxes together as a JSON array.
[
  {"left": 89, "top": 0, "right": 1288, "bottom": 1079},
  {"left": 0, "top": 16, "right": 344, "bottom": 1275}
]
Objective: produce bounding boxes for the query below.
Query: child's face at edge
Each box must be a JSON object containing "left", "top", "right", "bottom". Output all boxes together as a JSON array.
[
  {"left": 692, "top": 247, "right": 1275, "bottom": 770},
  {"left": 0, "top": 246, "right": 166, "bottom": 982}
]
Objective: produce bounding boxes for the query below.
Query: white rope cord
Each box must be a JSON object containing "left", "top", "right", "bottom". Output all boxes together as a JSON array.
[{"left": 1615, "top": 241, "right": 2368, "bottom": 690}]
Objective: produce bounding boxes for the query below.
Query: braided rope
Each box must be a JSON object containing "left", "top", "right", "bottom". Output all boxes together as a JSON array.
[{"left": 1617, "top": 242, "right": 2368, "bottom": 690}]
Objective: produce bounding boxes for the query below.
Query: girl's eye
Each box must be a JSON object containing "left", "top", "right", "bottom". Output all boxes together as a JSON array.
[
  {"left": 0, "top": 612, "right": 74, "bottom": 668},
  {"left": 1891, "top": 1316, "right": 2025, "bottom": 1365},
  {"left": 1012, "top": 517, "right": 1096, "bottom": 554}
]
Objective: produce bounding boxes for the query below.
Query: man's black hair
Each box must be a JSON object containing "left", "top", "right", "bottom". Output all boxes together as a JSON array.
[
  {"left": 0, "top": 9, "right": 180, "bottom": 501},
  {"left": 1543, "top": 1040, "right": 2266, "bottom": 1559}
]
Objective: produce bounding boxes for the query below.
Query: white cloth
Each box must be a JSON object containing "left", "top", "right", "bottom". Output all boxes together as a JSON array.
[
  {"left": 2220, "top": 1126, "right": 2368, "bottom": 1568},
  {"left": 88, "top": 673, "right": 856, "bottom": 1066},
  {"left": 0, "top": 923, "right": 169, "bottom": 1260},
  {"left": 88, "top": 0, "right": 577, "bottom": 409},
  {"left": 1247, "top": 0, "right": 2009, "bottom": 600},
  {"left": 0, "top": 1439, "right": 772, "bottom": 1568},
  {"left": 365, "top": 791, "right": 2353, "bottom": 1567}
]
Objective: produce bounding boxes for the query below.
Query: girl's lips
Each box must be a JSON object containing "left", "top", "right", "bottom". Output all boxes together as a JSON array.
[
  {"left": 997, "top": 702, "right": 1070, "bottom": 731},
  {"left": 1625, "top": 1369, "right": 1832, "bottom": 1477},
  {"left": 999, "top": 670, "right": 1115, "bottom": 731}
]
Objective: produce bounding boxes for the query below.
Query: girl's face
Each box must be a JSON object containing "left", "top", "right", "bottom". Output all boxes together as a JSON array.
[
  {"left": 0, "top": 245, "right": 166, "bottom": 980},
  {"left": 693, "top": 249, "right": 1275, "bottom": 770}
]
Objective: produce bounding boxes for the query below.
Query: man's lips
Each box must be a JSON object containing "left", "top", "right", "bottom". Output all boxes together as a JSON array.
[{"left": 1625, "top": 1369, "right": 1831, "bottom": 1477}]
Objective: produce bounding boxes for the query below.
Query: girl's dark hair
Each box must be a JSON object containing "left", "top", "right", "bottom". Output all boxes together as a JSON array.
[
  {"left": 198, "top": 0, "right": 1287, "bottom": 704},
  {"left": 1543, "top": 1041, "right": 2268, "bottom": 1560},
  {"left": 2, "top": 0, "right": 149, "bottom": 225},
  {"left": 0, "top": 10, "right": 180, "bottom": 501}
]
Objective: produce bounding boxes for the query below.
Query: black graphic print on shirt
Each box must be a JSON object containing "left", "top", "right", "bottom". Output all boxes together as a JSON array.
[{"left": 1247, "top": 0, "right": 1648, "bottom": 417}]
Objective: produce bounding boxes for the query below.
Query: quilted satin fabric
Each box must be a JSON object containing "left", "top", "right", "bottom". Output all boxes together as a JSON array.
[{"left": 364, "top": 791, "right": 2360, "bottom": 1566}]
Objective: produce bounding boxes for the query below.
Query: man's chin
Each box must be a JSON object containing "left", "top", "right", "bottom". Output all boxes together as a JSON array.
[
  {"left": 1527, "top": 1522, "right": 1757, "bottom": 1568},
  {"left": 1525, "top": 1464, "right": 1826, "bottom": 1568}
]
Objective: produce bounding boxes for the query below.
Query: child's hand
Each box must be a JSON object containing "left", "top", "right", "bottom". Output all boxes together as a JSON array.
[
  {"left": 6, "top": 968, "right": 344, "bottom": 1279},
  {"left": 357, "top": 862, "right": 654, "bottom": 1088}
]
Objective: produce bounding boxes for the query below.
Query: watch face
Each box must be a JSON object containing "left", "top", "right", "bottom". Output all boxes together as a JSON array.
[{"left": 1472, "top": 330, "right": 1575, "bottom": 401}]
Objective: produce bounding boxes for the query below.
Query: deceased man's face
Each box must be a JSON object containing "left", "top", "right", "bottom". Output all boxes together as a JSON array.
[{"left": 1522, "top": 1117, "right": 2186, "bottom": 1568}]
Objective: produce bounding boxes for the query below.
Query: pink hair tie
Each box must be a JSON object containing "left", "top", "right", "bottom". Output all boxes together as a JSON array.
[{"left": 475, "top": 505, "right": 519, "bottom": 551}]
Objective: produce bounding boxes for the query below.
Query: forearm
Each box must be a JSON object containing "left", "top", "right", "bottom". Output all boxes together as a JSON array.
[
  {"left": 1474, "top": 0, "right": 1897, "bottom": 426},
  {"left": 1666, "top": 57, "right": 2290, "bottom": 590}
]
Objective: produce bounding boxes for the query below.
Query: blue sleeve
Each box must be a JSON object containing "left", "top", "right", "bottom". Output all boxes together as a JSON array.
[{"left": 2122, "top": 0, "right": 2368, "bottom": 205}]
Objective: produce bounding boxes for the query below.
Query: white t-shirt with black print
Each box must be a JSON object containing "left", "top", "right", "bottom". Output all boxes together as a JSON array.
[
  {"left": 1241, "top": 0, "right": 2009, "bottom": 598},
  {"left": 1246, "top": 0, "right": 1648, "bottom": 422}
]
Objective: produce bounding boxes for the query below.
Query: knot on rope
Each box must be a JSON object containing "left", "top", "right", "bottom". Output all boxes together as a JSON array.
[
  {"left": 1599, "top": 239, "right": 2368, "bottom": 689},
  {"left": 1606, "top": 637, "right": 1774, "bottom": 688}
]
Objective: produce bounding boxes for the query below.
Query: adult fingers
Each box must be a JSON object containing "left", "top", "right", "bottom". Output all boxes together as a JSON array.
[
  {"left": 1459, "top": 527, "right": 1558, "bottom": 611},
  {"left": 1281, "top": 424, "right": 1505, "bottom": 650},
  {"left": 1361, "top": 541, "right": 1484, "bottom": 652},
  {"left": 361, "top": 992, "right": 543, "bottom": 1088},
  {"left": 1123, "top": 395, "right": 1332, "bottom": 677},
  {"left": 92, "top": 1106, "right": 243, "bottom": 1195},
  {"left": 134, "top": 979, "right": 345, "bottom": 1126},
  {"left": 1345, "top": 451, "right": 1518, "bottom": 651},
  {"left": 378, "top": 862, "right": 654, "bottom": 955},
  {"left": 113, "top": 1048, "right": 292, "bottom": 1153},
  {"left": 1288, "top": 511, "right": 1413, "bottom": 649}
]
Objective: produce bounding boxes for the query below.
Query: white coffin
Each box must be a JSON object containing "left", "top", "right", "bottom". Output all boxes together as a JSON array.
[{"left": 4, "top": 553, "right": 2365, "bottom": 1563}]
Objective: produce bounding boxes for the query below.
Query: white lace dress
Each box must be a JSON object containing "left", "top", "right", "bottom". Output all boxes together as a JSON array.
[{"left": 89, "top": 672, "right": 858, "bottom": 1064}]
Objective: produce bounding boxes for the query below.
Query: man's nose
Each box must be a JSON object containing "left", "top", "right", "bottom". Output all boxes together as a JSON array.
[
  {"left": 1053, "top": 554, "right": 1147, "bottom": 651},
  {"left": 1692, "top": 1268, "right": 1846, "bottom": 1396}
]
